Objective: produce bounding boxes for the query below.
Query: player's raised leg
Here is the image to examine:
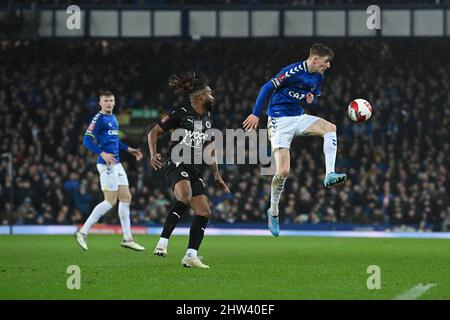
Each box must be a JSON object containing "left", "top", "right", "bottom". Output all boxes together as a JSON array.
[
  {"left": 117, "top": 185, "right": 145, "bottom": 251},
  {"left": 267, "top": 148, "right": 290, "bottom": 237},
  {"left": 302, "top": 118, "right": 347, "bottom": 187},
  {"left": 154, "top": 179, "right": 191, "bottom": 257},
  {"left": 181, "top": 194, "right": 210, "bottom": 269},
  {"left": 76, "top": 191, "right": 116, "bottom": 250}
]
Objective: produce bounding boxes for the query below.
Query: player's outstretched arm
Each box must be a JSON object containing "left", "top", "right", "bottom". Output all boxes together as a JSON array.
[
  {"left": 243, "top": 80, "right": 275, "bottom": 131},
  {"left": 147, "top": 124, "right": 165, "bottom": 170}
]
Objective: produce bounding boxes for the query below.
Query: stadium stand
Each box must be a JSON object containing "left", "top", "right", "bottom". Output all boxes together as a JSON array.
[{"left": 0, "top": 39, "right": 449, "bottom": 230}]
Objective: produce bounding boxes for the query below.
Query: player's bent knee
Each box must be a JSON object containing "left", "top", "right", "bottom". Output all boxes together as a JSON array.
[
  {"left": 325, "top": 122, "right": 336, "bottom": 133},
  {"left": 106, "top": 199, "right": 117, "bottom": 207},
  {"left": 197, "top": 211, "right": 211, "bottom": 218},
  {"left": 178, "top": 194, "right": 192, "bottom": 204},
  {"left": 120, "top": 196, "right": 131, "bottom": 203},
  {"left": 276, "top": 170, "right": 289, "bottom": 179},
  {"left": 104, "top": 191, "right": 118, "bottom": 206},
  {"left": 118, "top": 193, "right": 132, "bottom": 203}
]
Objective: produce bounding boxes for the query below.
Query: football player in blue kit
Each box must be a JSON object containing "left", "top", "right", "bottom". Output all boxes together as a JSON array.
[
  {"left": 243, "top": 43, "right": 347, "bottom": 237},
  {"left": 75, "top": 91, "right": 145, "bottom": 251}
]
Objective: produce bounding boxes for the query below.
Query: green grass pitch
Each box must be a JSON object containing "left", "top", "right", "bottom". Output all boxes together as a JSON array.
[{"left": 0, "top": 235, "right": 449, "bottom": 300}]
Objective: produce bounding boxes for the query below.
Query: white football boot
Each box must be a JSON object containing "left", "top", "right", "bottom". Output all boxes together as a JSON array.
[
  {"left": 75, "top": 231, "right": 88, "bottom": 251},
  {"left": 181, "top": 255, "right": 210, "bottom": 269},
  {"left": 121, "top": 239, "right": 145, "bottom": 251},
  {"left": 153, "top": 246, "right": 168, "bottom": 257}
]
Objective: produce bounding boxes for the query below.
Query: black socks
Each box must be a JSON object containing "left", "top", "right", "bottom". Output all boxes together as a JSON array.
[
  {"left": 188, "top": 215, "right": 209, "bottom": 251},
  {"left": 161, "top": 201, "right": 189, "bottom": 239}
]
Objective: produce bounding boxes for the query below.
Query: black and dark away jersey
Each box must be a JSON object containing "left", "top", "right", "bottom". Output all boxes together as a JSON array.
[{"left": 158, "top": 105, "right": 214, "bottom": 166}]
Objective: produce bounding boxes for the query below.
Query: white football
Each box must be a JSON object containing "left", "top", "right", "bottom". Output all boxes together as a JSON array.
[{"left": 348, "top": 99, "right": 373, "bottom": 123}]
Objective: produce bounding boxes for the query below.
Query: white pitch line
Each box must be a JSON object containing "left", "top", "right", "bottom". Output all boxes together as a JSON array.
[{"left": 395, "top": 283, "right": 436, "bottom": 300}]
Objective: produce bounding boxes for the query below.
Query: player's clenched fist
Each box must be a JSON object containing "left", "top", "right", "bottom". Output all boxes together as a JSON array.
[{"left": 306, "top": 93, "right": 314, "bottom": 104}]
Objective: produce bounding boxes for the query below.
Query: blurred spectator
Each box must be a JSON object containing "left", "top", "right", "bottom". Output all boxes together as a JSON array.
[
  {"left": 16, "top": 197, "right": 35, "bottom": 224},
  {"left": 442, "top": 206, "right": 450, "bottom": 231},
  {"left": 72, "top": 184, "right": 92, "bottom": 217}
]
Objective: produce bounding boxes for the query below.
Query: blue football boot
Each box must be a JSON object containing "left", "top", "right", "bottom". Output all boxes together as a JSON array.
[
  {"left": 323, "top": 172, "right": 347, "bottom": 188},
  {"left": 267, "top": 209, "right": 280, "bottom": 237}
]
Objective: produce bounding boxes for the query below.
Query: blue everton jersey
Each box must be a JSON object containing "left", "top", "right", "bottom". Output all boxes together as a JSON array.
[
  {"left": 267, "top": 60, "right": 324, "bottom": 117},
  {"left": 85, "top": 112, "right": 121, "bottom": 164}
]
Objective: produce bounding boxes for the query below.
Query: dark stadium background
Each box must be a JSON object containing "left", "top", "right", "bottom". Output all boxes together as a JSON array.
[{"left": 0, "top": 0, "right": 449, "bottom": 233}]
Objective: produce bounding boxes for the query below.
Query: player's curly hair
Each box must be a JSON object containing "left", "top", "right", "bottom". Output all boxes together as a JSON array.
[{"left": 169, "top": 72, "right": 208, "bottom": 95}]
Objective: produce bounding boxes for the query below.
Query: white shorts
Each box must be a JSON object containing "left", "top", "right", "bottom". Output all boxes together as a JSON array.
[
  {"left": 96, "top": 163, "right": 129, "bottom": 191},
  {"left": 268, "top": 114, "right": 320, "bottom": 149}
]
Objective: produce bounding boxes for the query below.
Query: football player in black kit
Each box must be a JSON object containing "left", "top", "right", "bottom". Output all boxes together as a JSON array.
[{"left": 148, "top": 72, "right": 230, "bottom": 268}]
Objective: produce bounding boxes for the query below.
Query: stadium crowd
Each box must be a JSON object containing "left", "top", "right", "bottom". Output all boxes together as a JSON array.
[{"left": 0, "top": 39, "right": 449, "bottom": 230}]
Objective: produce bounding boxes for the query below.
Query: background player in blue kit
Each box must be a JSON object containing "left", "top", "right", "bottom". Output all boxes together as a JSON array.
[
  {"left": 75, "top": 91, "right": 145, "bottom": 251},
  {"left": 243, "top": 43, "right": 347, "bottom": 237}
]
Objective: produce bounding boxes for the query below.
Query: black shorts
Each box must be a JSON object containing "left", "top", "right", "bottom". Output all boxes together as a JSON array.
[{"left": 164, "top": 162, "right": 207, "bottom": 197}]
